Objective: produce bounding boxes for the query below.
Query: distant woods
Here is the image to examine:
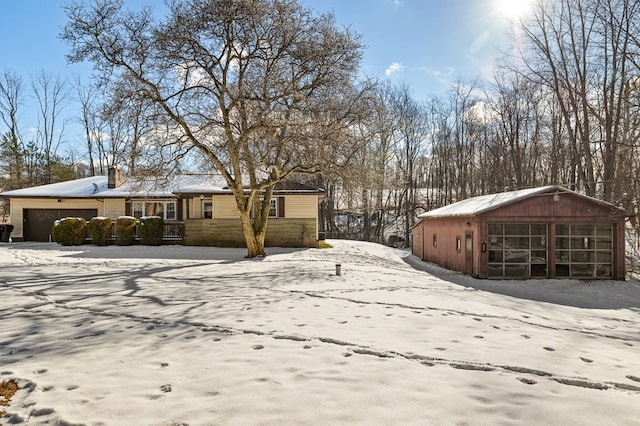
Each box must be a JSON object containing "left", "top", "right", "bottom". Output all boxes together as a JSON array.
[
  {"left": 321, "top": 0, "right": 640, "bottom": 246},
  {"left": 1, "top": 0, "right": 640, "bottom": 247}
]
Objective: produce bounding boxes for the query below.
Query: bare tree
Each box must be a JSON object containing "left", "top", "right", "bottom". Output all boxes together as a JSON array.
[
  {"left": 393, "top": 83, "right": 426, "bottom": 248},
  {"left": 62, "top": 0, "right": 369, "bottom": 257},
  {"left": 31, "top": 70, "right": 70, "bottom": 184},
  {"left": 485, "top": 68, "right": 548, "bottom": 190},
  {"left": 367, "top": 81, "right": 401, "bottom": 243},
  {"left": 0, "top": 69, "right": 25, "bottom": 189},
  {"left": 515, "top": 0, "right": 640, "bottom": 200},
  {"left": 73, "top": 75, "right": 102, "bottom": 176}
]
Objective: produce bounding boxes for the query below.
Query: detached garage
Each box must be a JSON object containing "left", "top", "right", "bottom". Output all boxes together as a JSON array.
[{"left": 412, "top": 186, "right": 630, "bottom": 280}]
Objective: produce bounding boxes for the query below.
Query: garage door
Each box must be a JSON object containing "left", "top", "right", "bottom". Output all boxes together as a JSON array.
[
  {"left": 23, "top": 209, "right": 98, "bottom": 242},
  {"left": 487, "top": 223, "right": 548, "bottom": 278},
  {"left": 555, "top": 224, "right": 612, "bottom": 278}
]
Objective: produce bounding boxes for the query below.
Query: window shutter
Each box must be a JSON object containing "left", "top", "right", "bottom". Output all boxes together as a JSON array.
[
  {"left": 125, "top": 202, "right": 131, "bottom": 216},
  {"left": 278, "top": 197, "right": 285, "bottom": 218}
]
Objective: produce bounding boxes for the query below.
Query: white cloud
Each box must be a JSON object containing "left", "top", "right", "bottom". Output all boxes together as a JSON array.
[{"left": 385, "top": 62, "right": 405, "bottom": 76}]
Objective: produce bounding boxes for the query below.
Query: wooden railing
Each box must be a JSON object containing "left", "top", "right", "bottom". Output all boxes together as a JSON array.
[{"left": 106, "top": 221, "right": 185, "bottom": 243}]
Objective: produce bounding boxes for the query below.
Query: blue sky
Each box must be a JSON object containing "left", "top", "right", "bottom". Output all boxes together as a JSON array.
[{"left": 0, "top": 0, "right": 522, "bottom": 142}]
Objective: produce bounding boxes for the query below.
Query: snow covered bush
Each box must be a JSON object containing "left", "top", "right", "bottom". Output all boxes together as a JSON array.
[
  {"left": 114, "top": 216, "right": 137, "bottom": 246},
  {"left": 139, "top": 216, "right": 163, "bottom": 246},
  {"left": 88, "top": 217, "right": 112, "bottom": 246},
  {"left": 52, "top": 217, "right": 87, "bottom": 246}
]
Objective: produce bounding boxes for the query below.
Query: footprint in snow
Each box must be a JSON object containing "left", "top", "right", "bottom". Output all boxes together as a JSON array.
[
  {"left": 579, "top": 357, "right": 594, "bottom": 363},
  {"left": 160, "top": 384, "right": 172, "bottom": 393},
  {"left": 543, "top": 347, "right": 556, "bottom": 352}
]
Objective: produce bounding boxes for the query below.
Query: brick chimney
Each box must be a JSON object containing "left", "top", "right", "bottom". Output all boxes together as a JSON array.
[{"left": 107, "top": 165, "right": 126, "bottom": 189}]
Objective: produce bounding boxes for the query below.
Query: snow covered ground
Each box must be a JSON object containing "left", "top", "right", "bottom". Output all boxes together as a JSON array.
[{"left": 1, "top": 239, "right": 639, "bottom": 425}]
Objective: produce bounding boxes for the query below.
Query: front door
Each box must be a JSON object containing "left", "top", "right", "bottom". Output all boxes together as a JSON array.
[{"left": 465, "top": 231, "right": 473, "bottom": 275}]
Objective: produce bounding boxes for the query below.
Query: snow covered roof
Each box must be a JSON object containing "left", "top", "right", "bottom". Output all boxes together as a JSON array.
[
  {"left": 0, "top": 176, "right": 108, "bottom": 198},
  {"left": 100, "top": 175, "right": 229, "bottom": 198},
  {"left": 417, "top": 185, "right": 628, "bottom": 218},
  {"left": 0, "top": 174, "right": 321, "bottom": 199}
]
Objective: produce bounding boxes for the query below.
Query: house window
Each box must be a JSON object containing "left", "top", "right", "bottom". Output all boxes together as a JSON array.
[
  {"left": 165, "top": 202, "right": 176, "bottom": 220},
  {"left": 433, "top": 234, "right": 437, "bottom": 248},
  {"left": 202, "top": 200, "right": 213, "bottom": 219},
  {"left": 131, "top": 200, "right": 177, "bottom": 221},
  {"left": 268, "top": 198, "right": 278, "bottom": 218},
  {"left": 456, "top": 236, "right": 462, "bottom": 252},
  {"left": 133, "top": 201, "right": 143, "bottom": 218},
  {"left": 259, "top": 198, "right": 279, "bottom": 218}
]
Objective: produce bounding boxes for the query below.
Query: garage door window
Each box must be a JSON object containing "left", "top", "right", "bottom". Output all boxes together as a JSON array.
[{"left": 555, "top": 224, "right": 612, "bottom": 278}]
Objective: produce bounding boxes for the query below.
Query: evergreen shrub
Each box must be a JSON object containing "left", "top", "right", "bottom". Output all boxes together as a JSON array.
[
  {"left": 52, "top": 217, "right": 87, "bottom": 246},
  {"left": 88, "top": 217, "right": 112, "bottom": 246},
  {"left": 139, "top": 216, "right": 163, "bottom": 246},
  {"left": 114, "top": 216, "right": 137, "bottom": 246}
]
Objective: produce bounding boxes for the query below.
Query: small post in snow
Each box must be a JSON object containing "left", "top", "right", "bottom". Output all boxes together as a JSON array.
[{"left": 335, "top": 264, "right": 342, "bottom": 276}]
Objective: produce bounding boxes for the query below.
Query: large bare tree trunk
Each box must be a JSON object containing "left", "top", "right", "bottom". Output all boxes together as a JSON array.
[{"left": 63, "top": 0, "right": 369, "bottom": 258}]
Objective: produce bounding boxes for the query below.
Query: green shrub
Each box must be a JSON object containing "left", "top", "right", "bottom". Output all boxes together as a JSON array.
[
  {"left": 88, "top": 217, "right": 112, "bottom": 246},
  {"left": 139, "top": 216, "right": 163, "bottom": 246},
  {"left": 114, "top": 216, "right": 137, "bottom": 246},
  {"left": 52, "top": 217, "right": 87, "bottom": 246}
]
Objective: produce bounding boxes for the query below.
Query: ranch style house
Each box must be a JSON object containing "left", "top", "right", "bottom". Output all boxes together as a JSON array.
[{"left": 1, "top": 166, "right": 322, "bottom": 248}]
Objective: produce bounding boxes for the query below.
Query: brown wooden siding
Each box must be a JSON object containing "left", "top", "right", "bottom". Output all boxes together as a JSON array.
[
  {"left": 412, "top": 190, "right": 628, "bottom": 280},
  {"left": 418, "top": 216, "right": 478, "bottom": 275}
]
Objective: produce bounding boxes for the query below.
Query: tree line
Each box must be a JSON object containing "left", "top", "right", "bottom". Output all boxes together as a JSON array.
[
  {"left": 322, "top": 0, "right": 640, "bottom": 249},
  {"left": 1, "top": 0, "right": 639, "bottom": 255}
]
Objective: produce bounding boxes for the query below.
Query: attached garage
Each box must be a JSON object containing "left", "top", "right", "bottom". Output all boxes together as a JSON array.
[
  {"left": 412, "top": 186, "right": 630, "bottom": 280},
  {"left": 23, "top": 208, "right": 98, "bottom": 242}
]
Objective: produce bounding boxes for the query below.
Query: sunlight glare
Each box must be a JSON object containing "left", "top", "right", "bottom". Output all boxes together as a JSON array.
[{"left": 495, "top": 0, "right": 532, "bottom": 19}]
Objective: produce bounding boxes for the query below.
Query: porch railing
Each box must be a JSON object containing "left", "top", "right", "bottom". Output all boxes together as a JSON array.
[{"left": 106, "top": 221, "right": 185, "bottom": 243}]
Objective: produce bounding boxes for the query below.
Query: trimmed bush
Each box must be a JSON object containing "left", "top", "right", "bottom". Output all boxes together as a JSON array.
[
  {"left": 52, "top": 217, "right": 87, "bottom": 246},
  {"left": 88, "top": 217, "right": 112, "bottom": 246},
  {"left": 139, "top": 216, "right": 164, "bottom": 246},
  {"left": 114, "top": 216, "right": 137, "bottom": 246}
]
